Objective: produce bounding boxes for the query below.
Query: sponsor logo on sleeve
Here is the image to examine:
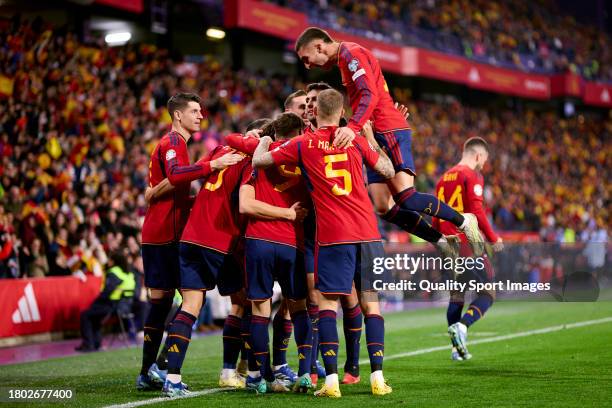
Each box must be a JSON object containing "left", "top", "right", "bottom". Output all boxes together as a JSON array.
[
  {"left": 473, "top": 184, "right": 483, "bottom": 196},
  {"left": 348, "top": 58, "right": 359, "bottom": 72}
]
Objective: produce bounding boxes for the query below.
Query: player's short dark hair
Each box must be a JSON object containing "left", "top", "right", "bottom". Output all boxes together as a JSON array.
[
  {"left": 295, "top": 27, "right": 334, "bottom": 52},
  {"left": 284, "top": 90, "right": 306, "bottom": 110},
  {"left": 306, "top": 82, "right": 332, "bottom": 93},
  {"left": 261, "top": 112, "right": 304, "bottom": 139},
  {"left": 316, "top": 89, "right": 344, "bottom": 119},
  {"left": 463, "top": 137, "right": 489, "bottom": 154},
  {"left": 246, "top": 118, "right": 273, "bottom": 132},
  {"left": 167, "top": 92, "right": 201, "bottom": 120}
]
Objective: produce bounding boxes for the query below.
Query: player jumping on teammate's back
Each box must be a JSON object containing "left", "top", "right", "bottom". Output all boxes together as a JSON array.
[
  {"left": 253, "top": 89, "right": 395, "bottom": 397},
  {"left": 433, "top": 137, "right": 504, "bottom": 360},
  {"left": 294, "top": 27, "right": 484, "bottom": 258},
  {"left": 137, "top": 93, "right": 243, "bottom": 392}
]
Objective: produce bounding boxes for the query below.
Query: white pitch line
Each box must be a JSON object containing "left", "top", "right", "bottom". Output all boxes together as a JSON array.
[
  {"left": 103, "top": 388, "right": 229, "bottom": 408},
  {"left": 360, "top": 316, "right": 612, "bottom": 364},
  {"left": 104, "top": 316, "right": 612, "bottom": 408}
]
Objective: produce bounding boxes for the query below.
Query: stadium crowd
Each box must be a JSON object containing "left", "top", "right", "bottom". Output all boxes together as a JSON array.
[
  {"left": 274, "top": 0, "right": 612, "bottom": 81},
  {"left": 0, "top": 17, "right": 608, "bottom": 279}
]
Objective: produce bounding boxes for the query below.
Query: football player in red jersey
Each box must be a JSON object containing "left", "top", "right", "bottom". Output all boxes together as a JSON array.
[
  {"left": 253, "top": 89, "right": 395, "bottom": 397},
  {"left": 305, "top": 81, "right": 364, "bottom": 384},
  {"left": 294, "top": 27, "right": 484, "bottom": 257},
  {"left": 433, "top": 137, "right": 503, "bottom": 361},
  {"left": 237, "top": 113, "right": 315, "bottom": 393},
  {"left": 137, "top": 93, "right": 242, "bottom": 391},
  {"left": 160, "top": 111, "right": 265, "bottom": 396}
]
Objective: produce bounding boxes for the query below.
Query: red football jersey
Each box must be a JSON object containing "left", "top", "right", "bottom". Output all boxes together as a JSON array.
[
  {"left": 180, "top": 146, "right": 250, "bottom": 253},
  {"left": 142, "top": 131, "right": 213, "bottom": 244},
  {"left": 270, "top": 126, "right": 381, "bottom": 245},
  {"left": 338, "top": 42, "right": 409, "bottom": 134},
  {"left": 243, "top": 141, "right": 309, "bottom": 247},
  {"left": 433, "top": 164, "right": 499, "bottom": 243}
]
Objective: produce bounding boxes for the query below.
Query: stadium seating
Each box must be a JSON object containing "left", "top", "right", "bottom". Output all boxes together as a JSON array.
[
  {"left": 0, "top": 16, "right": 608, "bottom": 280},
  {"left": 274, "top": 0, "right": 612, "bottom": 80}
]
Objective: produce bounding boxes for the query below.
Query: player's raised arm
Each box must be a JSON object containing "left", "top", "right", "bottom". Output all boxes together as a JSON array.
[
  {"left": 225, "top": 132, "right": 260, "bottom": 155},
  {"left": 342, "top": 53, "right": 379, "bottom": 136},
  {"left": 251, "top": 136, "right": 275, "bottom": 168}
]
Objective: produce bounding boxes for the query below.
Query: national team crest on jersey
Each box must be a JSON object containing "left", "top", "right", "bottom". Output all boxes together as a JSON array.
[{"left": 348, "top": 58, "right": 359, "bottom": 72}]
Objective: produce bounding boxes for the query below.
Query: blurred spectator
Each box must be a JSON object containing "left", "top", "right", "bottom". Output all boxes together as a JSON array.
[{"left": 75, "top": 251, "right": 135, "bottom": 352}]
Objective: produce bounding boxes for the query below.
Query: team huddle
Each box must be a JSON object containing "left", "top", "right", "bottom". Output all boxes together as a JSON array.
[{"left": 137, "top": 27, "right": 502, "bottom": 399}]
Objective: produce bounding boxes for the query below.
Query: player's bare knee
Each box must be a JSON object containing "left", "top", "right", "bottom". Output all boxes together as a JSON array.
[
  {"left": 149, "top": 288, "right": 173, "bottom": 300},
  {"left": 359, "top": 291, "right": 380, "bottom": 314},
  {"left": 479, "top": 289, "right": 496, "bottom": 302},
  {"left": 287, "top": 298, "right": 306, "bottom": 314},
  {"left": 180, "top": 289, "right": 204, "bottom": 316},
  {"left": 450, "top": 290, "right": 465, "bottom": 303}
]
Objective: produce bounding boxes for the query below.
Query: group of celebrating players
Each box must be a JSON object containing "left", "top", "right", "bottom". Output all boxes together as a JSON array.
[{"left": 136, "top": 27, "right": 503, "bottom": 398}]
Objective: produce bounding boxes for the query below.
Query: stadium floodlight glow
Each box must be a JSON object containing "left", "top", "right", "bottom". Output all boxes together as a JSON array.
[
  {"left": 206, "top": 28, "right": 226, "bottom": 40},
  {"left": 105, "top": 32, "right": 132, "bottom": 46}
]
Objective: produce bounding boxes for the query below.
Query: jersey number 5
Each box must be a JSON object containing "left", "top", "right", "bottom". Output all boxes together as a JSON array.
[
  {"left": 437, "top": 185, "right": 464, "bottom": 212},
  {"left": 324, "top": 153, "right": 352, "bottom": 196}
]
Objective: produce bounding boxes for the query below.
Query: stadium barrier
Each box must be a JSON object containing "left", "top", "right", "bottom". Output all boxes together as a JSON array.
[{"left": 0, "top": 276, "right": 102, "bottom": 339}]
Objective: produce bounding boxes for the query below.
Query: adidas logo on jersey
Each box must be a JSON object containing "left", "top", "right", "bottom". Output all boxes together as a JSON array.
[
  {"left": 298, "top": 353, "right": 306, "bottom": 360},
  {"left": 323, "top": 350, "right": 336, "bottom": 357},
  {"left": 168, "top": 344, "right": 180, "bottom": 353},
  {"left": 144, "top": 334, "right": 152, "bottom": 342},
  {"left": 11, "top": 283, "right": 40, "bottom": 324},
  {"left": 372, "top": 350, "right": 384, "bottom": 357}
]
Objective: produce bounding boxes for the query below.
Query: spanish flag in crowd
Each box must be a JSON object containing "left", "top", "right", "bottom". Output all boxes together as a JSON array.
[{"left": 0, "top": 75, "right": 14, "bottom": 97}]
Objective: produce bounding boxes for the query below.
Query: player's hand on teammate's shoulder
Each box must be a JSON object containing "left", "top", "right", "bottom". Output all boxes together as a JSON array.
[
  {"left": 211, "top": 152, "right": 244, "bottom": 170},
  {"left": 492, "top": 237, "right": 504, "bottom": 252},
  {"left": 394, "top": 101, "right": 410, "bottom": 120},
  {"left": 333, "top": 126, "right": 356, "bottom": 149},
  {"left": 285, "top": 201, "right": 308, "bottom": 222}
]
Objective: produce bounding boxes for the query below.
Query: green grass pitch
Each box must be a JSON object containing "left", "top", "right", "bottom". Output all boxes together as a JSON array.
[{"left": 3, "top": 299, "right": 612, "bottom": 407}]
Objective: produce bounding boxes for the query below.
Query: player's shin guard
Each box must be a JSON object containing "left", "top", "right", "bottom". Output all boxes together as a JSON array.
[
  {"left": 460, "top": 294, "right": 493, "bottom": 327},
  {"left": 290, "top": 310, "right": 313, "bottom": 376},
  {"left": 364, "top": 314, "right": 385, "bottom": 372},
  {"left": 342, "top": 304, "right": 362, "bottom": 376},
  {"left": 140, "top": 297, "right": 173, "bottom": 375},
  {"left": 250, "top": 315, "right": 273, "bottom": 381},
  {"left": 166, "top": 310, "right": 197, "bottom": 375},
  {"left": 307, "top": 302, "right": 320, "bottom": 373},
  {"left": 318, "top": 310, "right": 339, "bottom": 375},
  {"left": 272, "top": 312, "right": 293, "bottom": 367},
  {"left": 447, "top": 301, "right": 465, "bottom": 326},
  {"left": 223, "top": 315, "right": 243, "bottom": 369},
  {"left": 394, "top": 187, "right": 464, "bottom": 227},
  {"left": 382, "top": 205, "right": 443, "bottom": 242}
]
